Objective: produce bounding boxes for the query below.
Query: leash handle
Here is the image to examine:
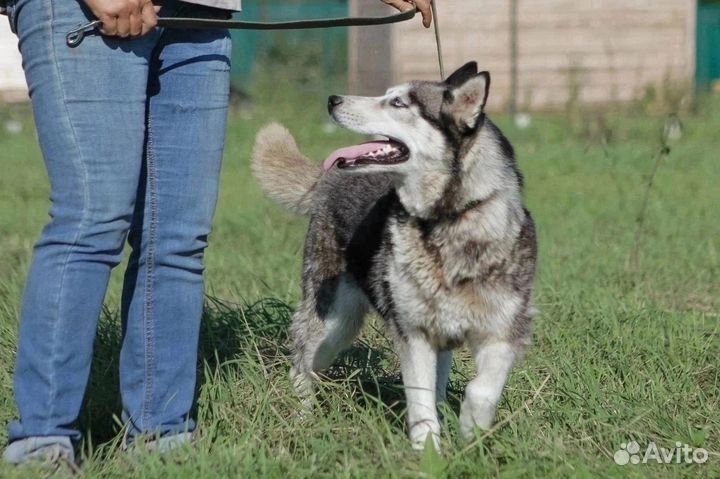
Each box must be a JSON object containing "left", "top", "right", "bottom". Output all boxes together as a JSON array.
[{"left": 66, "top": 8, "right": 416, "bottom": 47}]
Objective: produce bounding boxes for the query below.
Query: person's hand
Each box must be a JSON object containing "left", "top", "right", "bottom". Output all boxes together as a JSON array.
[
  {"left": 83, "top": 0, "right": 160, "bottom": 38},
  {"left": 382, "top": 0, "right": 432, "bottom": 28}
]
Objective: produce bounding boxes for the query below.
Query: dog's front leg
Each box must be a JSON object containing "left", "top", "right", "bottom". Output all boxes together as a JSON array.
[
  {"left": 397, "top": 333, "right": 441, "bottom": 451},
  {"left": 459, "top": 339, "right": 519, "bottom": 439}
]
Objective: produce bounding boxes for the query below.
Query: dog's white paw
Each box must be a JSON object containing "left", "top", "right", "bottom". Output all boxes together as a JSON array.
[
  {"left": 409, "top": 421, "right": 441, "bottom": 452},
  {"left": 459, "top": 395, "right": 496, "bottom": 440},
  {"left": 290, "top": 366, "right": 317, "bottom": 413}
]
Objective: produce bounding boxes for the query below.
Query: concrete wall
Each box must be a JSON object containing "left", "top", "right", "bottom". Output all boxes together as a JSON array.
[
  {"left": 350, "top": 0, "right": 697, "bottom": 111},
  {"left": 0, "top": 19, "right": 27, "bottom": 102},
  {"left": 348, "top": 1, "right": 395, "bottom": 95}
]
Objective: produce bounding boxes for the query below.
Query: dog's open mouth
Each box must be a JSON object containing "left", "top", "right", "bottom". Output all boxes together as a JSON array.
[{"left": 323, "top": 139, "right": 409, "bottom": 171}]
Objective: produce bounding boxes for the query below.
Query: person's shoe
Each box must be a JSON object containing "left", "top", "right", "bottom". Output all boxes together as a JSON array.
[
  {"left": 123, "top": 431, "right": 194, "bottom": 454},
  {"left": 3, "top": 435, "right": 75, "bottom": 466}
]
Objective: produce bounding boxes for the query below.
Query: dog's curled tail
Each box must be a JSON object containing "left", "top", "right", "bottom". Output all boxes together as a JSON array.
[{"left": 252, "top": 123, "right": 321, "bottom": 216}]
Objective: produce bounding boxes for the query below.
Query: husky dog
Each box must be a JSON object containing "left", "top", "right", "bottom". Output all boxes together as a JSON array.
[{"left": 252, "top": 62, "right": 537, "bottom": 450}]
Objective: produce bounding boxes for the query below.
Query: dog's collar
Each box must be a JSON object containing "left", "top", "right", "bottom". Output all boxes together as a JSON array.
[
  {"left": 412, "top": 191, "right": 497, "bottom": 224},
  {"left": 454, "top": 197, "right": 487, "bottom": 216},
  {"left": 445, "top": 192, "right": 497, "bottom": 220}
]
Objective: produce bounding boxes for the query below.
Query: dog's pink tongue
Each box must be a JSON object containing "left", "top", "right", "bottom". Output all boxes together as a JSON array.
[{"left": 323, "top": 141, "right": 389, "bottom": 171}]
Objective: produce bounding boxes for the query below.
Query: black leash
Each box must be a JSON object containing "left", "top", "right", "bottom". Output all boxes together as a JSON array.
[
  {"left": 66, "top": 8, "right": 416, "bottom": 48},
  {"left": 430, "top": 1, "right": 444, "bottom": 80}
]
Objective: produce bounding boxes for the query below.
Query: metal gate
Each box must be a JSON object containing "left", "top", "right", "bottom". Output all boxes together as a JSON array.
[
  {"left": 230, "top": 1, "right": 348, "bottom": 90},
  {"left": 697, "top": 0, "right": 720, "bottom": 90}
]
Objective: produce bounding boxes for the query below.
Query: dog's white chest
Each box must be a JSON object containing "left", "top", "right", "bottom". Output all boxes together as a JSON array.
[{"left": 386, "top": 220, "right": 520, "bottom": 346}]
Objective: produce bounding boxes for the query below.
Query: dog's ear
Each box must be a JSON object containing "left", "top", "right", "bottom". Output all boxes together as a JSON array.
[
  {"left": 447, "top": 71, "right": 490, "bottom": 130},
  {"left": 444, "top": 61, "right": 479, "bottom": 88}
]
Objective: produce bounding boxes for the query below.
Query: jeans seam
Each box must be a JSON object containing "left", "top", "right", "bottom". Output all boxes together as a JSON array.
[
  {"left": 141, "top": 108, "right": 158, "bottom": 430},
  {"left": 42, "top": 0, "right": 92, "bottom": 433}
]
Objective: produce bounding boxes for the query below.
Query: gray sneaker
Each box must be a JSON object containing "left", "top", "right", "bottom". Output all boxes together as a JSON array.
[
  {"left": 123, "top": 431, "right": 194, "bottom": 454},
  {"left": 3, "top": 436, "right": 75, "bottom": 466}
]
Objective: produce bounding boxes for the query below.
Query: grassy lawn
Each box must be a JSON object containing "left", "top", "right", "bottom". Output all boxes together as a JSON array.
[{"left": 0, "top": 86, "right": 718, "bottom": 478}]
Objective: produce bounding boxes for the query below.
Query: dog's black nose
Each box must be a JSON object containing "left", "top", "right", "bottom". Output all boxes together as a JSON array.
[{"left": 328, "top": 95, "right": 343, "bottom": 112}]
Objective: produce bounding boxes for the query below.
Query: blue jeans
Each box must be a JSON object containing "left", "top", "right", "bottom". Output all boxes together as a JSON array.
[{"left": 6, "top": 0, "right": 231, "bottom": 443}]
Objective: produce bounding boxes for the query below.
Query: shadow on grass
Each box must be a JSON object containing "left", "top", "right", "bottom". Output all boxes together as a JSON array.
[
  {"left": 324, "top": 339, "right": 465, "bottom": 429},
  {"left": 80, "top": 296, "right": 453, "bottom": 447},
  {"left": 80, "top": 297, "right": 293, "bottom": 446}
]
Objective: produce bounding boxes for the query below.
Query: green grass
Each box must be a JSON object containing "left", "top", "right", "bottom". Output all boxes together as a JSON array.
[{"left": 0, "top": 88, "right": 718, "bottom": 478}]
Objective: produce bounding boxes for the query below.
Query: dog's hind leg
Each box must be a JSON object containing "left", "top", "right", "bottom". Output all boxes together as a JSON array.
[
  {"left": 396, "top": 333, "right": 441, "bottom": 451},
  {"left": 290, "top": 275, "right": 369, "bottom": 405},
  {"left": 459, "top": 339, "right": 521, "bottom": 439}
]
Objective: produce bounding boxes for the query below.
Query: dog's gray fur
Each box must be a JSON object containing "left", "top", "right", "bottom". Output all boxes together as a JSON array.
[{"left": 252, "top": 62, "right": 537, "bottom": 450}]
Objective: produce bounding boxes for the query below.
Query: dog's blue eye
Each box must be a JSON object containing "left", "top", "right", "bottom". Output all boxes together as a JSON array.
[{"left": 390, "top": 97, "right": 407, "bottom": 108}]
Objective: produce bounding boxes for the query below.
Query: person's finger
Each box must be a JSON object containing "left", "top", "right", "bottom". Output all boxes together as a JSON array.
[
  {"left": 140, "top": 1, "right": 159, "bottom": 35},
  {"left": 141, "top": 0, "right": 160, "bottom": 18},
  {"left": 129, "top": 11, "right": 142, "bottom": 36},
  {"left": 116, "top": 14, "right": 131, "bottom": 37},
  {"left": 413, "top": 0, "right": 433, "bottom": 28},
  {"left": 100, "top": 14, "right": 118, "bottom": 36},
  {"left": 382, "top": 0, "right": 414, "bottom": 13},
  {"left": 382, "top": 0, "right": 432, "bottom": 27}
]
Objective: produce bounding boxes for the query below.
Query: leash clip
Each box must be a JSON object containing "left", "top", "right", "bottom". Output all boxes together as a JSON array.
[{"left": 66, "top": 20, "right": 103, "bottom": 48}]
